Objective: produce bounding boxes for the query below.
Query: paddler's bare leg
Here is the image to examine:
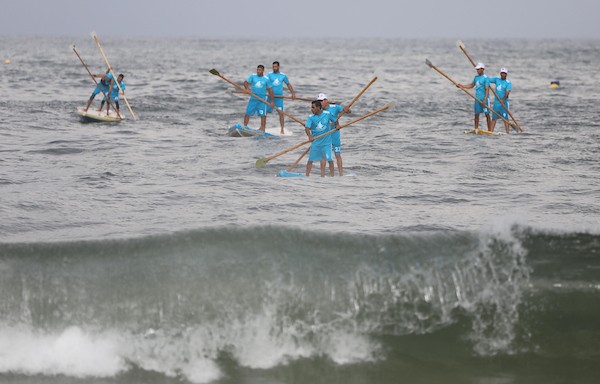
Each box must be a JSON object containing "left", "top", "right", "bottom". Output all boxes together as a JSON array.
[
  {"left": 278, "top": 110, "right": 285, "bottom": 134},
  {"left": 259, "top": 116, "right": 266, "bottom": 132},
  {"left": 335, "top": 153, "right": 343, "bottom": 176},
  {"left": 306, "top": 161, "right": 313, "bottom": 177}
]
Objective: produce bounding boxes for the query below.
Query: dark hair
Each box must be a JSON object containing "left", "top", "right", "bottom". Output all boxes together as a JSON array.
[
  {"left": 273, "top": 61, "right": 280, "bottom": 66},
  {"left": 257, "top": 65, "right": 264, "bottom": 69},
  {"left": 312, "top": 100, "right": 322, "bottom": 109},
  {"left": 118, "top": 74, "right": 124, "bottom": 79}
]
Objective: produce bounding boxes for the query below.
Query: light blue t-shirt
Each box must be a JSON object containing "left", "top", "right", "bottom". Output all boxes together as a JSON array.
[
  {"left": 472, "top": 74, "right": 490, "bottom": 100},
  {"left": 96, "top": 73, "right": 113, "bottom": 94},
  {"left": 305, "top": 110, "right": 335, "bottom": 147},
  {"left": 110, "top": 81, "right": 125, "bottom": 97},
  {"left": 246, "top": 74, "right": 271, "bottom": 99},
  {"left": 489, "top": 77, "right": 512, "bottom": 100},
  {"left": 326, "top": 104, "right": 345, "bottom": 145},
  {"left": 326, "top": 104, "right": 344, "bottom": 125},
  {"left": 267, "top": 72, "right": 289, "bottom": 95}
]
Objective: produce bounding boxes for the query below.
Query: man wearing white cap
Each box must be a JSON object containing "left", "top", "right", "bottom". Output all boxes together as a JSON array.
[
  {"left": 488, "top": 68, "right": 512, "bottom": 134},
  {"left": 317, "top": 93, "right": 350, "bottom": 176},
  {"left": 304, "top": 100, "right": 336, "bottom": 177},
  {"left": 458, "top": 62, "right": 491, "bottom": 131}
]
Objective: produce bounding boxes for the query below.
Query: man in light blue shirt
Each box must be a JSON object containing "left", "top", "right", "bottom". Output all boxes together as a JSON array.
[
  {"left": 458, "top": 62, "right": 491, "bottom": 131},
  {"left": 243, "top": 65, "right": 274, "bottom": 132},
  {"left": 100, "top": 73, "right": 125, "bottom": 117},
  {"left": 83, "top": 71, "right": 113, "bottom": 113},
  {"left": 317, "top": 93, "right": 350, "bottom": 176},
  {"left": 488, "top": 67, "right": 512, "bottom": 134},
  {"left": 305, "top": 100, "right": 336, "bottom": 177},
  {"left": 267, "top": 61, "right": 296, "bottom": 134}
]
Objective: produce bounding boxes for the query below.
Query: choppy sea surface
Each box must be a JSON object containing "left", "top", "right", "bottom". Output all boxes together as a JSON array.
[{"left": 1, "top": 37, "right": 599, "bottom": 384}]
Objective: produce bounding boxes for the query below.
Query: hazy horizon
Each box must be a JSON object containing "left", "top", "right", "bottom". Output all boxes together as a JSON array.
[{"left": 1, "top": 0, "right": 599, "bottom": 40}]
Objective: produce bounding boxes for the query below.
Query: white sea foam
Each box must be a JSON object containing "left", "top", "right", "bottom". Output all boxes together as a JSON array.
[
  {"left": 320, "top": 330, "right": 380, "bottom": 365},
  {"left": 0, "top": 326, "right": 125, "bottom": 377}
]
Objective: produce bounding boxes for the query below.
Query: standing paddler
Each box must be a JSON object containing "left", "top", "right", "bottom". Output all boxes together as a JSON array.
[
  {"left": 488, "top": 68, "right": 512, "bottom": 134},
  {"left": 243, "top": 65, "right": 274, "bottom": 132},
  {"left": 457, "top": 62, "right": 491, "bottom": 131},
  {"left": 267, "top": 61, "right": 296, "bottom": 134},
  {"left": 304, "top": 100, "right": 336, "bottom": 177},
  {"left": 317, "top": 93, "right": 350, "bottom": 176},
  {"left": 83, "top": 70, "right": 114, "bottom": 113},
  {"left": 100, "top": 73, "right": 126, "bottom": 117}
]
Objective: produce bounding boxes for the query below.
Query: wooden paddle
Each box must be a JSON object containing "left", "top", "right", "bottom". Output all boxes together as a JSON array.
[
  {"left": 256, "top": 102, "right": 395, "bottom": 169},
  {"left": 231, "top": 90, "right": 313, "bottom": 102},
  {"left": 456, "top": 40, "right": 523, "bottom": 132},
  {"left": 425, "top": 59, "right": 515, "bottom": 130},
  {"left": 209, "top": 68, "right": 306, "bottom": 128},
  {"left": 72, "top": 45, "right": 120, "bottom": 118},
  {"left": 286, "top": 75, "right": 379, "bottom": 172},
  {"left": 91, "top": 32, "right": 137, "bottom": 120}
]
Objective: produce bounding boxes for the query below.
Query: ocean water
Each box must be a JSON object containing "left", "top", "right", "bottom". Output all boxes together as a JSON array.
[{"left": 0, "top": 37, "right": 599, "bottom": 383}]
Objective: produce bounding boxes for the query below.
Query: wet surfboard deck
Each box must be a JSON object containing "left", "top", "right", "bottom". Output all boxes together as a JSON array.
[
  {"left": 227, "top": 123, "right": 294, "bottom": 138},
  {"left": 76, "top": 107, "right": 123, "bottom": 122}
]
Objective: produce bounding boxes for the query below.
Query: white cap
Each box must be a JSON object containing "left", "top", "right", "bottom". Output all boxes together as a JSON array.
[
  {"left": 317, "top": 93, "right": 327, "bottom": 101},
  {"left": 475, "top": 62, "right": 485, "bottom": 69},
  {"left": 500, "top": 67, "right": 508, "bottom": 73}
]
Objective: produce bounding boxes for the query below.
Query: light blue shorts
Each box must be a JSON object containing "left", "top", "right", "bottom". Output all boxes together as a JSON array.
[
  {"left": 267, "top": 96, "right": 284, "bottom": 113},
  {"left": 492, "top": 101, "right": 509, "bottom": 120},
  {"left": 246, "top": 98, "right": 267, "bottom": 116},
  {"left": 92, "top": 84, "right": 109, "bottom": 96},
  {"left": 102, "top": 95, "right": 119, "bottom": 102},
  {"left": 474, "top": 99, "right": 490, "bottom": 115},
  {"left": 330, "top": 129, "right": 341, "bottom": 149},
  {"left": 309, "top": 144, "right": 333, "bottom": 162}
]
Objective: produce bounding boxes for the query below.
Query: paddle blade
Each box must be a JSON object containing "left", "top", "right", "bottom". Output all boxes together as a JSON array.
[
  {"left": 456, "top": 40, "right": 466, "bottom": 50},
  {"left": 372, "top": 71, "right": 381, "bottom": 83},
  {"left": 90, "top": 31, "right": 98, "bottom": 40},
  {"left": 385, "top": 101, "right": 397, "bottom": 110},
  {"left": 425, "top": 58, "right": 433, "bottom": 68},
  {"left": 209, "top": 68, "right": 220, "bottom": 76},
  {"left": 255, "top": 157, "right": 269, "bottom": 169}
]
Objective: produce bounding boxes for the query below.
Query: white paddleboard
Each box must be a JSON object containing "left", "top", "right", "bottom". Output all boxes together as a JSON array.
[
  {"left": 227, "top": 123, "right": 294, "bottom": 138},
  {"left": 76, "top": 107, "right": 123, "bottom": 122},
  {"left": 277, "top": 170, "right": 357, "bottom": 178},
  {"left": 463, "top": 129, "right": 503, "bottom": 136}
]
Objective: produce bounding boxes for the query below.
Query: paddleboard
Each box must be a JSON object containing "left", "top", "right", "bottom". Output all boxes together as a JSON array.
[
  {"left": 463, "top": 129, "right": 502, "bottom": 136},
  {"left": 278, "top": 170, "right": 305, "bottom": 177},
  {"left": 277, "top": 170, "right": 357, "bottom": 178},
  {"left": 227, "top": 123, "right": 294, "bottom": 138},
  {"left": 76, "top": 107, "right": 123, "bottom": 123}
]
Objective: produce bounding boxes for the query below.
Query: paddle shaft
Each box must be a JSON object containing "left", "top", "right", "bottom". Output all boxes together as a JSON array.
[
  {"left": 338, "top": 75, "right": 377, "bottom": 121},
  {"left": 428, "top": 61, "right": 514, "bottom": 127},
  {"left": 262, "top": 103, "right": 392, "bottom": 164},
  {"left": 287, "top": 75, "right": 378, "bottom": 171},
  {"left": 287, "top": 147, "right": 310, "bottom": 171},
  {"left": 232, "top": 90, "right": 313, "bottom": 102},
  {"left": 211, "top": 70, "right": 305, "bottom": 127},
  {"left": 72, "top": 46, "right": 119, "bottom": 115},
  {"left": 92, "top": 34, "right": 137, "bottom": 120},
  {"left": 458, "top": 41, "right": 523, "bottom": 132}
]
